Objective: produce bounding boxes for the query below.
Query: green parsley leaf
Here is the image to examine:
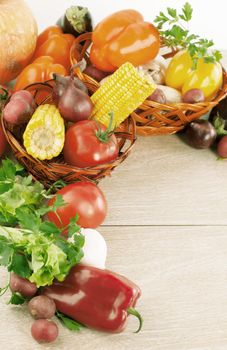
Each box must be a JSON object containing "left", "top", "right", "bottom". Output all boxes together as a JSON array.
[
  {"left": 56, "top": 311, "right": 84, "bottom": 331},
  {"left": 213, "top": 50, "right": 223, "bottom": 62},
  {"left": 15, "top": 162, "right": 24, "bottom": 173},
  {"left": 39, "top": 221, "right": 61, "bottom": 235},
  {"left": 68, "top": 215, "right": 80, "bottom": 238},
  {"left": 181, "top": 2, "right": 193, "bottom": 21},
  {"left": 36, "top": 206, "right": 52, "bottom": 217},
  {"left": 46, "top": 180, "right": 67, "bottom": 195},
  {"left": 167, "top": 7, "right": 177, "bottom": 20},
  {"left": 213, "top": 114, "right": 227, "bottom": 136},
  {"left": 8, "top": 253, "right": 31, "bottom": 279},
  {"left": 0, "top": 159, "right": 16, "bottom": 182},
  {"left": 15, "top": 206, "right": 41, "bottom": 231},
  {"left": 8, "top": 292, "right": 26, "bottom": 305},
  {"left": 154, "top": 3, "right": 222, "bottom": 67},
  {"left": 52, "top": 194, "right": 65, "bottom": 212},
  {"left": 0, "top": 238, "right": 13, "bottom": 266},
  {"left": 0, "top": 182, "right": 13, "bottom": 195},
  {"left": 73, "top": 234, "right": 85, "bottom": 249}
]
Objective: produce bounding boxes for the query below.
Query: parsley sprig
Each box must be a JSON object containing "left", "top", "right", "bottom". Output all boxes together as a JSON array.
[{"left": 154, "top": 2, "right": 222, "bottom": 69}]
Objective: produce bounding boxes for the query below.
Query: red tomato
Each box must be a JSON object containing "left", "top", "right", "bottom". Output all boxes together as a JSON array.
[
  {"left": 63, "top": 120, "right": 119, "bottom": 168},
  {"left": 47, "top": 182, "right": 107, "bottom": 230}
]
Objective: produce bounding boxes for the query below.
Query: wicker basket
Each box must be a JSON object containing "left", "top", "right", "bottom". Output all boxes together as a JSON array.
[
  {"left": 2, "top": 81, "right": 136, "bottom": 188},
  {"left": 70, "top": 32, "right": 227, "bottom": 136}
]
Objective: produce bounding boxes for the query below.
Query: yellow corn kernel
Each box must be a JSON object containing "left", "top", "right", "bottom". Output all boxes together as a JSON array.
[
  {"left": 23, "top": 104, "right": 65, "bottom": 160},
  {"left": 91, "top": 62, "right": 156, "bottom": 129}
]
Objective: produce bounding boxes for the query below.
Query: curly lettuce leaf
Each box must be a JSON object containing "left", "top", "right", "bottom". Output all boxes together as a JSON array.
[{"left": 0, "top": 159, "right": 45, "bottom": 226}]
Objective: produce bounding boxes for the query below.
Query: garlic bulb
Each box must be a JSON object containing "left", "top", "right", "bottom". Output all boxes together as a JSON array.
[{"left": 140, "top": 55, "right": 167, "bottom": 85}]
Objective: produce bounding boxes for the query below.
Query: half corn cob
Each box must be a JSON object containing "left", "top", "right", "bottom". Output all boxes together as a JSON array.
[
  {"left": 23, "top": 104, "right": 65, "bottom": 160},
  {"left": 91, "top": 62, "right": 156, "bottom": 129}
]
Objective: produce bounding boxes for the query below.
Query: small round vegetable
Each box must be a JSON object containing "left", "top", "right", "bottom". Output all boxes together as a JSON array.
[
  {"left": 28, "top": 295, "right": 56, "bottom": 319},
  {"left": 3, "top": 90, "right": 36, "bottom": 125},
  {"left": 31, "top": 319, "right": 58, "bottom": 343},
  {"left": 217, "top": 136, "right": 227, "bottom": 158},
  {"left": 47, "top": 182, "right": 107, "bottom": 230},
  {"left": 56, "top": 78, "right": 93, "bottom": 122},
  {"left": 10, "top": 90, "right": 34, "bottom": 104},
  {"left": 147, "top": 88, "right": 166, "bottom": 104},
  {"left": 63, "top": 120, "right": 119, "bottom": 167},
  {"left": 10, "top": 273, "right": 37, "bottom": 298},
  {"left": 52, "top": 74, "right": 88, "bottom": 103},
  {"left": 182, "top": 89, "right": 205, "bottom": 104},
  {"left": 157, "top": 85, "right": 182, "bottom": 104},
  {"left": 184, "top": 119, "right": 217, "bottom": 149},
  {"left": 84, "top": 65, "right": 110, "bottom": 82}
]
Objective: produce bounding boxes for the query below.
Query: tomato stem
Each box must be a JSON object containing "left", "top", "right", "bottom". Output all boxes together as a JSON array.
[{"left": 95, "top": 112, "right": 115, "bottom": 143}]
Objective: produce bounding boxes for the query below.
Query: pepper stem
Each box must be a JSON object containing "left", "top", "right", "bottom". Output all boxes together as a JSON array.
[
  {"left": 127, "top": 307, "right": 143, "bottom": 333},
  {"left": 95, "top": 112, "right": 115, "bottom": 143}
]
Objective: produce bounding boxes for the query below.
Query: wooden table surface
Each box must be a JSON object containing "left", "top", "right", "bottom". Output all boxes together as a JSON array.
[{"left": 0, "top": 55, "right": 227, "bottom": 350}]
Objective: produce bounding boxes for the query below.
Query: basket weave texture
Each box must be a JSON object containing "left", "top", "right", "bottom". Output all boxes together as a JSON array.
[
  {"left": 70, "top": 32, "right": 227, "bottom": 136},
  {"left": 2, "top": 81, "right": 136, "bottom": 188}
]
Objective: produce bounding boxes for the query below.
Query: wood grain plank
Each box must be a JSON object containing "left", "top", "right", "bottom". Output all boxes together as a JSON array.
[
  {"left": 0, "top": 226, "right": 227, "bottom": 350},
  {"left": 100, "top": 133, "right": 227, "bottom": 225}
]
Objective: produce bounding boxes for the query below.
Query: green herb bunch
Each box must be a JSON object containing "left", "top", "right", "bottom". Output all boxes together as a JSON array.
[
  {"left": 0, "top": 159, "right": 84, "bottom": 289},
  {"left": 154, "top": 2, "right": 222, "bottom": 68}
]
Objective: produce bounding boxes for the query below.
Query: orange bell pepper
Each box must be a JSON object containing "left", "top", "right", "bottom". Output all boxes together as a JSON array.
[
  {"left": 14, "top": 56, "right": 67, "bottom": 91},
  {"left": 90, "top": 10, "right": 160, "bottom": 72},
  {"left": 32, "top": 26, "right": 75, "bottom": 71}
]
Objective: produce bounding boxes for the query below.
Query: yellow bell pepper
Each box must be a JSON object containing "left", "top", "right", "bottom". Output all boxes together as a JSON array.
[{"left": 165, "top": 50, "right": 223, "bottom": 101}]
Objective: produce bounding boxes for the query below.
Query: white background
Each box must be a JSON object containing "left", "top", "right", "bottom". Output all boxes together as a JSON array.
[{"left": 26, "top": 0, "right": 227, "bottom": 50}]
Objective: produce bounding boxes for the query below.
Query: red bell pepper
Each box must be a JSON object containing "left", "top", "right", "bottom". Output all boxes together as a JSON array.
[{"left": 43, "top": 264, "right": 142, "bottom": 333}]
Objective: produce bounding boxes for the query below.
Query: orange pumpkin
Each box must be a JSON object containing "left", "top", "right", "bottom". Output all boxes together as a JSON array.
[{"left": 0, "top": 0, "right": 38, "bottom": 84}]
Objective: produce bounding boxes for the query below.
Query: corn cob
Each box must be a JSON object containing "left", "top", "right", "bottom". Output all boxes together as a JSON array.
[
  {"left": 23, "top": 104, "right": 65, "bottom": 160},
  {"left": 91, "top": 62, "right": 156, "bottom": 129}
]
